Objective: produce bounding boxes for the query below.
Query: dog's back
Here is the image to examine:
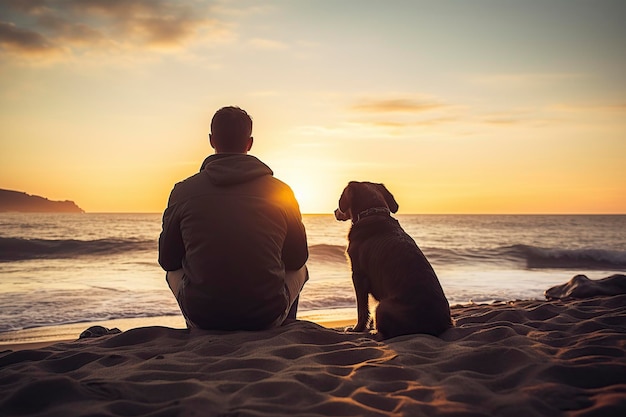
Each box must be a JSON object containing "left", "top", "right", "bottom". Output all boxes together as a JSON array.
[{"left": 349, "top": 217, "right": 452, "bottom": 338}]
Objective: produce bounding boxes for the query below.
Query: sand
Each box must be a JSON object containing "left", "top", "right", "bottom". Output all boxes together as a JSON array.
[{"left": 1, "top": 293, "right": 625, "bottom": 416}]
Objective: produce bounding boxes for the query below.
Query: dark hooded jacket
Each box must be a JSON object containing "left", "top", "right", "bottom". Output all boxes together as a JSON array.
[{"left": 158, "top": 154, "right": 308, "bottom": 330}]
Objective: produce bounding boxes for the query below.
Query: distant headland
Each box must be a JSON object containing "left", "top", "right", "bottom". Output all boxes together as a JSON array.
[{"left": 0, "top": 189, "right": 84, "bottom": 213}]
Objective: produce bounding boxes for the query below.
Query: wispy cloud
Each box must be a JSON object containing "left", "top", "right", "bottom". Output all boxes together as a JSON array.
[
  {"left": 0, "top": 21, "right": 56, "bottom": 54},
  {"left": 358, "top": 117, "right": 458, "bottom": 128},
  {"left": 0, "top": 0, "right": 224, "bottom": 58},
  {"left": 471, "top": 72, "right": 584, "bottom": 87},
  {"left": 550, "top": 102, "right": 626, "bottom": 113},
  {"left": 351, "top": 97, "right": 446, "bottom": 113},
  {"left": 481, "top": 117, "right": 523, "bottom": 126},
  {"left": 248, "top": 38, "right": 288, "bottom": 50},
  {"left": 345, "top": 95, "right": 458, "bottom": 134}
]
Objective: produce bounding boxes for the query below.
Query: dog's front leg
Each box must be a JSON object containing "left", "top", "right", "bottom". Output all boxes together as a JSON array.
[{"left": 348, "top": 271, "right": 370, "bottom": 332}]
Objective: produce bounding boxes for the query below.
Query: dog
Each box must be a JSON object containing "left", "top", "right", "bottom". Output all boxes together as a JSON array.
[{"left": 335, "top": 181, "right": 453, "bottom": 339}]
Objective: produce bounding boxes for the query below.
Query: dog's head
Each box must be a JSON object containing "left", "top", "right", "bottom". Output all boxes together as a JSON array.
[{"left": 334, "top": 181, "right": 399, "bottom": 222}]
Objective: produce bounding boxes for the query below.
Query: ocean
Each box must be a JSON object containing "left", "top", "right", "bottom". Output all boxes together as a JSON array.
[{"left": 1, "top": 213, "right": 625, "bottom": 341}]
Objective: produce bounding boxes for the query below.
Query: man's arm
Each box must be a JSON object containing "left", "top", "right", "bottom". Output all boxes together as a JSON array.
[
  {"left": 281, "top": 192, "right": 309, "bottom": 270},
  {"left": 158, "top": 191, "right": 185, "bottom": 271}
]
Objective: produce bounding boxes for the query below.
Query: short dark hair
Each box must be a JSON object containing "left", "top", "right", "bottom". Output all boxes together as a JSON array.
[{"left": 210, "top": 106, "right": 253, "bottom": 152}]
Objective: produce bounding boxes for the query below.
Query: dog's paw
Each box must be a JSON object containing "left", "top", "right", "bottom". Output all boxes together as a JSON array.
[
  {"left": 369, "top": 330, "right": 384, "bottom": 341},
  {"left": 345, "top": 318, "right": 372, "bottom": 333},
  {"left": 344, "top": 325, "right": 366, "bottom": 333}
]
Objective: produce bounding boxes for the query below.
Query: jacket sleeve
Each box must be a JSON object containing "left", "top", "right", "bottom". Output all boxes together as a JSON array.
[
  {"left": 158, "top": 189, "right": 185, "bottom": 271},
  {"left": 281, "top": 189, "right": 309, "bottom": 270}
]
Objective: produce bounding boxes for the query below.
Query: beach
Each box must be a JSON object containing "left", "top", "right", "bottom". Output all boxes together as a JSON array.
[
  {"left": 1, "top": 289, "right": 625, "bottom": 417},
  {"left": 1, "top": 214, "right": 625, "bottom": 416}
]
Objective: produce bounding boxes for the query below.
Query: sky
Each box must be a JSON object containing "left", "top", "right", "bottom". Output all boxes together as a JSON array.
[{"left": 0, "top": 0, "right": 625, "bottom": 214}]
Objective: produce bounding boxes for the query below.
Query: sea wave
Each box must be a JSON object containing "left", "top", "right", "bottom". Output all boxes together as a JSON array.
[
  {"left": 2, "top": 235, "right": 623, "bottom": 272},
  {"left": 299, "top": 294, "right": 356, "bottom": 310},
  {"left": 309, "top": 241, "right": 626, "bottom": 271},
  {"left": 308, "top": 244, "right": 347, "bottom": 263},
  {"left": 425, "top": 244, "right": 626, "bottom": 270},
  {"left": 307, "top": 243, "right": 626, "bottom": 271},
  {"left": 0, "top": 288, "right": 181, "bottom": 333},
  {"left": 0, "top": 237, "right": 155, "bottom": 261},
  {"left": 508, "top": 244, "right": 626, "bottom": 270}
]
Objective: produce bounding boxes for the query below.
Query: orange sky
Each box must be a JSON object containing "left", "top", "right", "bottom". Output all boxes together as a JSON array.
[{"left": 1, "top": 1, "right": 625, "bottom": 214}]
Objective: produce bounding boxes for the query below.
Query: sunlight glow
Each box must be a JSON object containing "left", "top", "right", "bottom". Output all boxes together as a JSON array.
[{"left": 0, "top": 1, "right": 624, "bottom": 213}]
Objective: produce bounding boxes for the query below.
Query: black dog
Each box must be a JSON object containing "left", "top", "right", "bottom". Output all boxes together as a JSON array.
[{"left": 335, "top": 181, "right": 452, "bottom": 339}]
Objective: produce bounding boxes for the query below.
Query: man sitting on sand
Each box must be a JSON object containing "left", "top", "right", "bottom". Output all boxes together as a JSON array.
[{"left": 159, "top": 106, "right": 309, "bottom": 330}]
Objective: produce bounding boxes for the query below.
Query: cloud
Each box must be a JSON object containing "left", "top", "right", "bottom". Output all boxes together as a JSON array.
[
  {"left": 0, "top": 0, "right": 223, "bottom": 58},
  {"left": 0, "top": 21, "right": 57, "bottom": 54},
  {"left": 550, "top": 103, "right": 626, "bottom": 113},
  {"left": 471, "top": 72, "right": 584, "bottom": 87},
  {"left": 346, "top": 95, "right": 458, "bottom": 134},
  {"left": 248, "top": 38, "right": 288, "bottom": 50},
  {"left": 360, "top": 117, "right": 458, "bottom": 128},
  {"left": 64, "top": 0, "right": 207, "bottom": 46},
  {"left": 481, "top": 117, "right": 522, "bottom": 126},
  {"left": 351, "top": 97, "right": 445, "bottom": 113}
]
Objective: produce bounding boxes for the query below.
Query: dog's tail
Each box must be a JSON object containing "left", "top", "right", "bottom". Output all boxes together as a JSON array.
[{"left": 375, "top": 298, "right": 452, "bottom": 339}]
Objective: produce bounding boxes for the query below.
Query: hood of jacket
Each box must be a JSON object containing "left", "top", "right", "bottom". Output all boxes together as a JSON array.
[{"left": 200, "top": 154, "right": 274, "bottom": 186}]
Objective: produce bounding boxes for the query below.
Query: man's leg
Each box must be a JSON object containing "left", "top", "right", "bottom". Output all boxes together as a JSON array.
[
  {"left": 283, "top": 265, "right": 309, "bottom": 322},
  {"left": 166, "top": 269, "right": 196, "bottom": 328},
  {"left": 166, "top": 269, "right": 184, "bottom": 298},
  {"left": 286, "top": 296, "right": 299, "bottom": 320}
]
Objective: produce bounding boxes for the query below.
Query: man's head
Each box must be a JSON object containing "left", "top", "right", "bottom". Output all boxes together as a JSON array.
[{"left": 209, "top": 106, "right": 253, "bottom": 153}]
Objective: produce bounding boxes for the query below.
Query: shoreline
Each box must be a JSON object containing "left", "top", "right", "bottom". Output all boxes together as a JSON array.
[
  {"left": 0, "top": 309, "right": 357, "bottom": 351},
  {"left": 3, "top": 271, "right": 624, "bottom": 351},
  {"left": 0, "top": 301, "right": 514, "bottom": 351},
  {"left": 0, "top": 297, "right": 590, "bottom": 352},
  {"left": 0, "top": 298, "right": 595, "bottom": 351}
]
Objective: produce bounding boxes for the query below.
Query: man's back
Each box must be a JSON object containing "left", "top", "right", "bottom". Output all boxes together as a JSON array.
[{"left": 159, "top": 154, "right": 308, "bottom": 330}]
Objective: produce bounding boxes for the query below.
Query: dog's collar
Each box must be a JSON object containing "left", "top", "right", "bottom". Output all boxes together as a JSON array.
[{"left": 354, "top": 207, "right": 391, "bottom": 224}]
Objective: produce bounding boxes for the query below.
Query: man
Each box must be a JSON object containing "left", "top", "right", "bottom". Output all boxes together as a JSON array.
[{"left": 159, "top": 106, "right": 309, "bottom": 330}]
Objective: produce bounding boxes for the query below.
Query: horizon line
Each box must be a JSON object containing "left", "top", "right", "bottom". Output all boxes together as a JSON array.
[{"left": 27, "top": 211, "right": 626, "bottom": 216}]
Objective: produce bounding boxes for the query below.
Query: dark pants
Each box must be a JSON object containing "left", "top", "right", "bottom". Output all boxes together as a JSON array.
[{"left": 166, "top": 266, "right": 309, "bottom": 328}]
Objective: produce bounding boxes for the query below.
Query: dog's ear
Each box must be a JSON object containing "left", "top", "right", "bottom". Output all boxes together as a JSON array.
[
  {"left": 338, "top": 182, "right": 355, "bottom": 213},
  {"left": 378, "top": 183, "right": 399, "bottom": 213}
]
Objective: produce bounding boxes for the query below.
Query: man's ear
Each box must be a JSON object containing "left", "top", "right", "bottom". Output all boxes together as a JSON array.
[
  {"left": 209, "top": 134, "right": 215, "bottom": 149},
  {"left": 246, "top": 137, "right": 254, "bottom": 152}
]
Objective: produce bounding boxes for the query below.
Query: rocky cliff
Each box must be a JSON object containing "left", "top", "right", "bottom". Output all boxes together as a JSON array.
[{"left": 0, "top": 189, "right": 84, "bottom": 213}]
